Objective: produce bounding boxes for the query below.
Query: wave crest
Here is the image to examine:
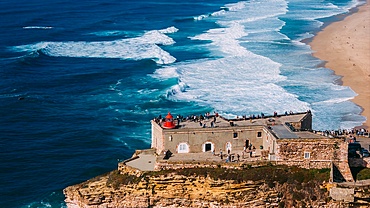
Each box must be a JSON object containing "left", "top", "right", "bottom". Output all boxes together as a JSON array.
[
  {"left": 11, "top": 27, "right": 177, "bottom": 65},
  {"left": 23, "top": 26, "right": 53, "bottom": 29}
]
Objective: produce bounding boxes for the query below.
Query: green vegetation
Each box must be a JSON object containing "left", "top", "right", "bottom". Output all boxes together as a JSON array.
[
  {"left": 106, "top": 170, "right": 143, "bottom": 189},
  {"left": 79, "top": 171, "right": 111, "bottom": 189},
  {"left": 112, "top": 165, "right": 330, "bottom": 187},
  {"left": 356, "top": 168, "right": 370, "bottom": 180},
  {"left": 169, "top": 165, "right": 330, "bottom": 186}
]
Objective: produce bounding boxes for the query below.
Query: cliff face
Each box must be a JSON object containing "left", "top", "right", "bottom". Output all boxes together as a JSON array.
[{"left": 64, "top": 165, "right": 338, "bottom": 208}]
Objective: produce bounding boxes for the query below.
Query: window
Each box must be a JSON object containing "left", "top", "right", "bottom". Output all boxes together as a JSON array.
[
  {"left": 304, "top": 152, "right": 310, "bottom": 159},
  {"left": 233, "top": 132, "right": 238, "bottom": 138},
  {"left": 226, "top": 142, "right": 232, "bottom": 153},
  {"left": 179, "top": 144, "right": 186, "bottom": 151},
  {"left": 203, "top": 142, "right": 214, "bottom": 152},
  {"left": 178, "top": 143, "right": 189, "bottom": 153},
  {"left": 257, "top": 132, "right": 262, "bottom": 137}
]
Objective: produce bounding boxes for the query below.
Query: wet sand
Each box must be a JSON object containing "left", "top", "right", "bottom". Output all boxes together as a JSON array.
[{"left": 310, "top": 0, "right": 370, "bottom": 129}]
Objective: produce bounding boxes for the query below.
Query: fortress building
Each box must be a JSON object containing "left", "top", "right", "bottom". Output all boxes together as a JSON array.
[
  {"left": 151, "top": 111, "right": 346, "bottom": 170},
  {"left": 63, "top": 112, "right": 370, "bottom": 208}
]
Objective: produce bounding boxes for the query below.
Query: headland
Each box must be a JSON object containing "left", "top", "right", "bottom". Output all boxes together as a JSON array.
[
  {"left": 309, "top": 0, "right": 370, "bottom": 128},
  {"left": 63, "top": 112, "right": 370, "bottom": 207}
]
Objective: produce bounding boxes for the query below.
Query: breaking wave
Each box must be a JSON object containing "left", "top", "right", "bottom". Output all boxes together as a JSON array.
[
  {"left": 23, "top": 26, "right": 53, "bottom": 29},
  {"left": 11, "top": 27, "right": 178, "bottom": 65}
]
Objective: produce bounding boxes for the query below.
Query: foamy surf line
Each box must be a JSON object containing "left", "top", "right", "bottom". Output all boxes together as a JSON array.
[{"left": 12, "top": 27, "right": 178, "bottom": 65}]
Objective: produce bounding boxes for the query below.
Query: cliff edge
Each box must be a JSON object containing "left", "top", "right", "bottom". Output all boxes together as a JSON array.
[{"left": 64, "top": 164, "right": 339, "bottom": 207}]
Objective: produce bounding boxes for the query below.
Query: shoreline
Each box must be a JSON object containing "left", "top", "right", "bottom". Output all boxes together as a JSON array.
[{"left": 309, "top": 0, "right": 370, "bottom": 129}]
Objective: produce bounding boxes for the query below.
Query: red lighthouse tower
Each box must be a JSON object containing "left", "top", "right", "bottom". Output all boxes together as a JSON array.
[{"left": 163, "top": 112, "right": 176, "bottom": 129}]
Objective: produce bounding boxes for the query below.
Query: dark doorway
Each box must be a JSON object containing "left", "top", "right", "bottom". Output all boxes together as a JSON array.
[
  {"left": 205, "top": 143, "right": 212, "bottom": 152},
  {"left": 245, "top": 140, "right": 249, "bottom": 149}
]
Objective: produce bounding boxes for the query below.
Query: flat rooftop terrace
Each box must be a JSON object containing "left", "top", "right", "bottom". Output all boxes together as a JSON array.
[
  {"left": 270, "top": 124, "right": 328, "bottom": 139},
  {"left": 154, "top": 112, "right": 332, "bottom": 139},
  {"left": 157, "top": 112, "right": 309, "bottom": 130}
]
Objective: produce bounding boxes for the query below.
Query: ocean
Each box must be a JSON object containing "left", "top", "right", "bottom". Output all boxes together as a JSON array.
[{"left": 0, "top": 0, "right": 366, "bottom": 207}]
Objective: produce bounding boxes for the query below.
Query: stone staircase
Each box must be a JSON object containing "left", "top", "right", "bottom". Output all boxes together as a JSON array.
[
  {"left": 332, "top": 142, "right": 354, "bottom": 182},
  {"left": 334, "top": 161, "right": 354, "bottom": 182}
]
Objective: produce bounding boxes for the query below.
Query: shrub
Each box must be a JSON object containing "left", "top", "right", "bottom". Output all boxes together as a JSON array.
[{"left": 356, "top": 168, "right": 370, "bottom": 180}]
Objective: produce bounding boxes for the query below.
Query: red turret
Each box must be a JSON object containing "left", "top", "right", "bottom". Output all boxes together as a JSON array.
[{"left": 163, "top": 112, "right": 176, "bottom": 129}]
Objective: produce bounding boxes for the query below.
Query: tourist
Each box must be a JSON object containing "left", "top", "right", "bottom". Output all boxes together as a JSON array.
[{"left": 177, "top": 115, "right": 181, "bottom": 126}]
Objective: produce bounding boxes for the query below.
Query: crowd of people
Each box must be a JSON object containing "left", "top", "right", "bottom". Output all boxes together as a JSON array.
[
  {"left": 153, "top": 110, "right": 310, "bottom": 126},
  {"left": 211, "top": 143, "right": 258, "bottom": 163},
  {"left": 314, "top": 127, "right": 369, "bottom": 139},
  {"left": 153, "top": 112, "right": 216, "bottom": 124}
]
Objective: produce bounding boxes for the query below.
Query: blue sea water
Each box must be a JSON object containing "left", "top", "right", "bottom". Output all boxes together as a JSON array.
[{"left": 0, "top": 0, "right": 367, "bottom": 207}]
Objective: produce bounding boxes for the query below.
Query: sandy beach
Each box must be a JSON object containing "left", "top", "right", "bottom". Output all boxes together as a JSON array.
[{"left": 310, "top": 0, "right": 370, "bottom": 129}]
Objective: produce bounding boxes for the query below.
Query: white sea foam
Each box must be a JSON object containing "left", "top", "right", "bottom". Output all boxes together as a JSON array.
[
  {"left": 192, "top": 23, "right": 249, "bottom": 57},
  {"left": 194, "top": 14, "right": 209, "bottom": 21},
  {"left": 158, "top": 26, "right": 179, "bottom": 34},
  {"left": 23, "top": 26, "right": 53, "bottom": 29},
  {"left": 325, "top": 3, "right": 340, "bottom": 9},
  {"left": 315, "top": 97, "right": 356, "bottom": 104},
  {"left": 224, "top": 1, "right": 246, "bottom": 11},
  {"left": 160, "top": 54, "right": 309, "bottom": 116},
  {"left": 151, "top": 67, "right": 179, "bottom": 80},
  {"left": 295, "top": 32, "right": 314, "bottom": 42},
  {"left": 12, "top": 27, "right": 177, "bottom": 64},
  {"left": 194, "top": 1, "right": 246, "bottom": 20},
  {"left": 211, "top": 10, "right": 227, "bottom": 17},
  {"left": 343, "top": 0, "right": 364, "bottom": 11}
]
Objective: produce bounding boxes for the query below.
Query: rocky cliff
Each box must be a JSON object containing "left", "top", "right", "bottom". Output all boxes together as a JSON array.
[{"left": 63, "top": 165, "right": 351, "bottom": 208}]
